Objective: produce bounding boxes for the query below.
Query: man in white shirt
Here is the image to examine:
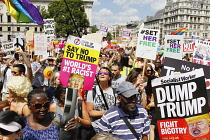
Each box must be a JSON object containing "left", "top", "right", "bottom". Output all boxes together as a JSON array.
[{"left": 111, "top": 63, "right": 126, "bottom": 88}]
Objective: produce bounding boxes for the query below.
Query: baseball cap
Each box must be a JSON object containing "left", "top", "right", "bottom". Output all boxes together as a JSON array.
[
  {"left": 3, "top": 55, "right": 13, "bottom": 59},
  {"left": 116, "top": 81, "right": 139, "bottom": 98},
  {"left": 0, "top": 121, "right": 22, "bottom": 132}
]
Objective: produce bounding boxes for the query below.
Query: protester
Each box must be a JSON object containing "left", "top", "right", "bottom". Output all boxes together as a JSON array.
[
  {"left": 42, "top": 57, "right": 56, "bottom": 89},
  {"left": 22, "top": 89, "right": 59, "bottom": 139},
  {"left": 86, "top": 67, "right": 116, "bottom": 132},
  {"left": 54, "top": 86, "right": 94, "bottom": 140},
  {"left": 1, "top": 55, "right": 13, "bottom": 101},
  {"left": 143, "top": 64, "right": 156, "bottom": 86},
  {"left": 153, "top": 58, "right": 162, "bottom": 77},
  {"left": 145, "top": 76, "right": 159, "bottom": 140},
  {"left": 98, "top": 81, "right": 150, "bottom": 140},
  {"left": 111, "top": 62, "right": 126, "bottom": 88},
  {"left": 0, "top": 76, "right": 32, "bottom": 117},
  {"left": 13, "top": 48, "right": 33, "bottom": 82},
  {"left": 0, "top": 111, "right": 25, "bottom": 140},
  {"left": 126, "top": 68, "right": 147, "bottom": 107},
  {"left": 120, "top": 54, "right": 133, "bottom": 76},
  {"left": 45, "top": 71, "right": 61, "bottom": 105},
  {"left": 31, "top": 55, "right": 44, "bottom": 89}
]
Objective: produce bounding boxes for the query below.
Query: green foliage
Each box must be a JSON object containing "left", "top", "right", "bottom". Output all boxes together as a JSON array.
[
  {"left": 91, "top": 25, "right": 98, "bottom": 33},
  {"left": 41, "top": 0, "right": 89, "bottom": 38},
  {"left": 106, "top": 32, "right": 112, "bottom": 41}
]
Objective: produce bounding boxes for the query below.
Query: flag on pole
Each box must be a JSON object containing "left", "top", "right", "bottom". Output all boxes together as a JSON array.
[{"left": 1, "top": 0, "right": 44, "bottom": 25}]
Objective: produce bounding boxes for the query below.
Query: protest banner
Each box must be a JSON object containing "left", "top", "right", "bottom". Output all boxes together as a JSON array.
[
  {"left": 34, "top": 34, "right": 48, "bottom": 56},
  {"left": 99, "top": 23, "right": 108, "bottom": 37},
  {"left": 136, "top": 28, "right": 160, "bottom": 60},
  {"left": 128, "top": 37, "right": 138, "bottom": 48},
  {"left": 2, "top": 42, "right": 14, "bottom": 52},
  {"left": 43, "top": 19, "right": 55, "bottom": 36},
  {"left": 164, "top": 35, "right": 184, "bottom": 60},
  {"left": 152, "top": 68, "right": 209, "bottom": 140},
  {"left": 60, "top": 35, "right": 101, "bottom": 90},
  {"left": 182, "top": 43, "right": 194, "bottom": 53},
  {"left": 161, "top": 57, "right": 210, "bottom": 105},
  {"left": 25, "top": 29, "right": 34, "bottom": 43},
  {"left": 121, "top": 29, "right": 131, "bottom": 41},
  {"left": 193, "top": 40, "right": 210, "bottom": 65},
  {"left": 82, "top": 32, "right": 103, "bottom": 43}
]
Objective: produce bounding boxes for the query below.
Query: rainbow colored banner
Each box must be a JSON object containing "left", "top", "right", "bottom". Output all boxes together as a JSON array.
[
  {"left": 170, "top": 28, "right": 187, "bottom": 35},
  {"left": 1, "top": 0, "right": 44, "bottom": 25}
]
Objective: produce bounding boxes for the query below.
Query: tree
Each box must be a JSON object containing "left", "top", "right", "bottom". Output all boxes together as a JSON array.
[
  {"left": 106, "top": 32, "right": 112, "bottom": 41},
  {"left": 91, "top": 25, "right": 98, "bottom": 33},
  {"left": 41, "top": 0, "right": 89, "bottom": 38}
]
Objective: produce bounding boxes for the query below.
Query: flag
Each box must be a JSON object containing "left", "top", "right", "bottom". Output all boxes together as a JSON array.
[
  {"left": 1, "top": 0, "right": 44, "bottom": 25},
  {"left": 170, "top": 28, "right": 187, "bottom": 35}
]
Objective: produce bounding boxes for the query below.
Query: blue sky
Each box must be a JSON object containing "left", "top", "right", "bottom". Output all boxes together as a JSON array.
[{"left": 92, "top": 0, "right": 167, "bottom": 27}]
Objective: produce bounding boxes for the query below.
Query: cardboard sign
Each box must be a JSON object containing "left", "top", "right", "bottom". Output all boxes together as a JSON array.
[
  {"left": 60, "top": 35, "right": 102, "bottom": 90},
  {"left": 152, "top": 68, "right": 209, "bottom": 140},
  {"left": 161, "top": 57, "right": 210, "bottom": 105},
  {"left": 34, "top": 34, "right": 48, "bottom": 55},
  {"left": 136, "top": 28, "right": 160, "bottom": 60},
  {"left": 43, "top": 19, "right": 55, "bottom": 36},
  {"left": 2, "top": 42, "right": 14, "bottom": 52},
  {"left": 164, "top": 35, "right": 184, "bottom": 60},
  {"left": 193, "top": 40, "right": 210, "bottom": 65}
]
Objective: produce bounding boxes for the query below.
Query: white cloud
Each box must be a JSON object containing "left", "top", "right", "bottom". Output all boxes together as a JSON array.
[
  {"left": 113, "top": 0, "right": 165, "bottom": 11},
  {"left": 92, "top": 8, "right": 141, "bottom": 27},
  {"left": 92, "top": 0, "right": 166, "bottom": 27}
]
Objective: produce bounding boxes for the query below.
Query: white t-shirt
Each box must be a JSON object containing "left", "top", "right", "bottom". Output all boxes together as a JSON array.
[
  {"left": 111, "top": 74, "right": 126, "bottom": 89},
  {"left": 86, "top": 85, "right": 116, "bottom": 128}
]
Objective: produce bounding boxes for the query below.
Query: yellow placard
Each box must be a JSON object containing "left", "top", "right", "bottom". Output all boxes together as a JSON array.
[{"left": 63, "top": 43, "right": 99, "bottom": 65}]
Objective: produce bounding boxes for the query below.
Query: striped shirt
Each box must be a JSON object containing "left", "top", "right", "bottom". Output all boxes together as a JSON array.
[{"left": 98, "top": 104, "right": 150, "bottom": 140}]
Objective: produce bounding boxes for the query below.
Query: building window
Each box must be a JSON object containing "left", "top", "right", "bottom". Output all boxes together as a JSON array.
[
  {"left": 203, "top": 33, "right": 208, "bottom": 38},
  {"left": 0, "top": 27, "right": 2, "bottom": 31},
  {"left": 17, "top": 27, "right": 20, "bottom": 31},
  {"left": 0, "top": 15, "right": 2, "bottom": 22},
  {"left": 194, "top": 25, "right": 196, "bottom": 29},
  {"left": 8, "top": 35, "right": 11, "bottom": 41},
  {"left": 7, "top": 15, "right": 11, "bottom": 22},
  {"left": 8, "top": 27, "right": 11, "bottom": 31},
  {"left": 197, "top": 25, "right": 200, "bottom": 29},
  {"left": 40, "top": 28, "right": 42, "bottom": 32},
  {"left": 35, "top": 27, "right": 37, "bottom": 32}
]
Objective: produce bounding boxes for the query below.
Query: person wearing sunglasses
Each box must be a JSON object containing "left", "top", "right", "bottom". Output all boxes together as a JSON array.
[
  {"left": 54, "top": 86, "right": 94, "bottom": 140},
  {"left": 21, "top": 89, "right": 59, "bottom": 140},
  {"left": 98, "top": 81, "right": 150, "bottom": 140},
  {"left": 0, "top": 111, "right": 25, "bottom": 140},
  {"left": 87, "top": 67, "right": 117, "bottom": 133},
  {"left": 0, "top": 76, "right": 32, "bottom": 117}
]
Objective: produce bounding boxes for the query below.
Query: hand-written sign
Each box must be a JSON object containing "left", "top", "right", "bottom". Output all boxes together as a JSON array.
[
  {"left": 164, "top": 35, "right": 184, "bottom": 60},
  {"left": 136, "top": 28, "right": 160, "bottom": 60}
]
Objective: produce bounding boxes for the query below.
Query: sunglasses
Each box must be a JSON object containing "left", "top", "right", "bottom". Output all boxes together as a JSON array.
[
  {"left": 30, "top": 101, "right": 50, "bottom": 110},
  {"left": 147, "top": 70, "right": 152, "bottom": 72},
  {"left": 98, "top": 71, "right": 109, "bottom": 75},
  {"left": 11, "top": 71, "right": 18, "bottom": 74}
]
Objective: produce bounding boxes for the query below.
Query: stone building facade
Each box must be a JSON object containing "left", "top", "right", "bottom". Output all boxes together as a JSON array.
[{"left": 144, "top": 0, "right": 210, "bottom": 43}]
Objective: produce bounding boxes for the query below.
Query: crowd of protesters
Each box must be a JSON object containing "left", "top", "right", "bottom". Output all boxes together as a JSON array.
[{"left": 0, "top": 44, "right": 208, "bottom": 140}]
